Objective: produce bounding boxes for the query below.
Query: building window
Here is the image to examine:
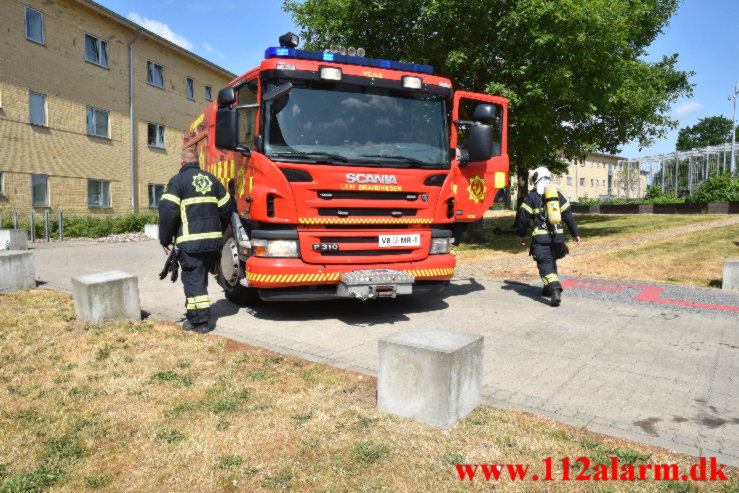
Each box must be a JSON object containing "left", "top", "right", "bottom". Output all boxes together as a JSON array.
[
  {"left": 567, "top": 176, "right": 572, "bottom": 186},
  {"left": 88, "top": 179, "right": 111, "bottom": 207},
  {"left": 32, "top": 174, "right": 48, "bottom": 206},
  {"left": 580, "top": 160, "right": 585, "bottom": 167},
  {"left": 590, "top": 179, "right": 594, "bottom": 186},
  {"left": 147, "top": 61, "right": 164, "bottom": 88},
  {"left": 205, "top": 85, "right": 212, "bottom": 100},
  {"left": 0, "top": 171, "right": 4, "bottom": 195},
  {"left": 25, "top": 6, "right": 44, "bottom": 44},
  {"left": 29, "top": 91, "right": 46, "bottom": 126},
  {"left": 148, "top": 184, "right": 164, "bottom": 207},
  {"left": 186, "top": 77, "right": 194, "bottom": 99},
  {"left": 147, "top": 122, "right": 165, "bottom": 148},
  {"left": 84, "top": 33, "right": 108, "bottom": 67},
  {"left": 86, "top": 107, "right": 109, "bottom": 138},
  {"left": 580, "top": 178, "right": 585, "bottom": 186}
]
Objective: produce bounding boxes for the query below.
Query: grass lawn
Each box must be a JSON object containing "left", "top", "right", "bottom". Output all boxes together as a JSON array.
[
  {"left": 560, "top": 222, "right": 739, "bottom": 287},
  {"left": 1, "top": 290, "right": 737, "bottom": 492},
  {"left": 456, "top": 212, "right": 726, "bottom": 262}
]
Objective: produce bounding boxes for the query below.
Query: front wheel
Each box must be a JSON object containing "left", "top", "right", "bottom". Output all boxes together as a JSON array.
[{"left": 217, "top": 226, "right": 260, "bottom": 306}]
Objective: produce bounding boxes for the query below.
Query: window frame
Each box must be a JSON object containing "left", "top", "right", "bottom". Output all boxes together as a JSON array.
[
  {"left": 31, "top": 174, "right": 49, "bottom": 207},
  {"left": 147, "top": 60, "right": 164, "bottom": 89},
  {"left": 580, "top": 177, "right": 585, "bottom": 186},
  {"left": 86, "top": 106, "right": 110, "bottom": 139},
  {"left": 29, "top": 91, "right": 46, "bottom": 126},
  {"left": 186, "top": 77, "right": 194, "bottom": 100},
  {"left": 25, "top": 6, "right": 44, "bottom": 45},
  {"left": 147, "top": 122, "right": 165, "bottom": 148},
  {"left": 87, "top": 179, "right": 111, "bottom": 207},
  {"left": 205, "top": 85, "right": 212, "bottom": 100},
  {"left": 567, "top": 176, "right": 572, "bottom": 186},
  {"left": 148, "top": 183, "right": 165, "bottom": 208},
  {"left": 84, "top": 32, "right": 109, "bottom": 68},
  {"left": 0, "top": 171, "right": 4, "bottom": 196}
]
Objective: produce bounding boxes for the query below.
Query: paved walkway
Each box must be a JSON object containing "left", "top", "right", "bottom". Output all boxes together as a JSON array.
[{"left": 30, "top": 239, "right": 739, "bottom": 466}]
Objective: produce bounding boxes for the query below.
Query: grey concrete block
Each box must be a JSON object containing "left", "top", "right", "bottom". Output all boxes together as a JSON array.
[
  {"left": 378, "top": 326, "right": 483, "bottom": 428},
  {"left": 71, "top": 270, "right": 141, "bottom": 323},
  {"left": 723, "top": 259, "right": 739, "bottom": 291},
  {"left": 0, "top": 229, "right": 28, "bottom": 250},
  {"left": 638, "top": 204, "right": 653, "bottom": 214},
  {"left": 144, "top": 224, "right": 159, "bottom": 239},
  {"left": 0, "top": 251, "right": 35, "bottom": 291}
]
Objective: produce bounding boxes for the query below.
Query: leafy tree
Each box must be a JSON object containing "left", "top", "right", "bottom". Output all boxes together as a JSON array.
[
  {"left": 283, "top": 0, "right": 693, "bottom": 200},
  {"left": 675, "top": 116, "right": 737, "bottom": 151},
  {"left": 690, "top": 172, "right": 739, "bottom": 202}
]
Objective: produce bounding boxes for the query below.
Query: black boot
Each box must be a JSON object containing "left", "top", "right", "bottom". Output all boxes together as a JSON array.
[
  {"left": 183, "top": 320, "right": 211, "bottom": 333},
  {"left": 550, "top": 289, "right": 562, "bottom": 307},
  {"left": 541, "top": 286, "right": 552, "bottom": 297}
]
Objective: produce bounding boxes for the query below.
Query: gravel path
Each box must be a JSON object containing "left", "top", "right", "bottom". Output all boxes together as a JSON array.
[{"left": 456, "top": 215, "right": 739, "bottom": 279}]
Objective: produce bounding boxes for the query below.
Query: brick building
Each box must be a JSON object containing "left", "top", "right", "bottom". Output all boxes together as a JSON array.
[
  {"left": 555, "top": 153, "right": 647, "bottom": 201},
  {"left": 0, "top": 0, "right": 234, "bottom": 215}
]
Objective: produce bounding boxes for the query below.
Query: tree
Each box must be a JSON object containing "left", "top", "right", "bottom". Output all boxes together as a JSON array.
[
  {"left": 690, "top": 172, "right": 739, "bottom": 202},
  {"left": 283, "top": 0, "right": 693, "bottom": 200},
  {"left": 675, "top": 116, "right": 737, "bottom": 151}
]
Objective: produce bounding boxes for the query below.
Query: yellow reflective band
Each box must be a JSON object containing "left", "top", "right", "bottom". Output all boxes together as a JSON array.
[
  {"left": 194, "top": 302, "right": 210, "bottom": 309},
  {"left": 532, "top": 207, "right": 543, "bottom": 213},
  {"left": 186, "top": 303, "right": 195, "bottom": 309},
  {"left": 191, "top": 295, "right": 210, "bottom": 302},
  {"left": 161, "top": 193, "right": 181, "bottom": 205},
  {"left": 560, "top": 201, "right": 570, "bottom": 212},
  {"left": 532, "top": 228, "right": 550, "bottom": 235},
  {"left": 298, "top": 217, "right": 433, "bottom": 225},
  {"left": 521, "top": 203, "right": 533, "bottom": 214},
  {"left": 217, "top": 193, "right": 230, "bottom": 207},
  {"left": 176, "top": 232, "right": 223, "bottom": 243},
  {"left": 182, "top": 197, "right": 218, "bottom": 206}
]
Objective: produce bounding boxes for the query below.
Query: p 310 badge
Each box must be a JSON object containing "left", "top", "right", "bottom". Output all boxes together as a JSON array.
[{"left": 313, "top": 243, "right": 339, "bottom": 251}]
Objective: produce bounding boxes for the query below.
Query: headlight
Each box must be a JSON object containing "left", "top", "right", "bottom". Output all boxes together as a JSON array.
[
  {"left": 429, "top": 237, "right": 453, "bottom": 255},
  {"left": 251, "top": 239, "right": 299, "bottom": 258}
]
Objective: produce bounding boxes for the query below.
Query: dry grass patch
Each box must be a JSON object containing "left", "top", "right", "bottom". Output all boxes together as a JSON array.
[{"left": 1, "top": 290, "right": 737, "bottom": 492}]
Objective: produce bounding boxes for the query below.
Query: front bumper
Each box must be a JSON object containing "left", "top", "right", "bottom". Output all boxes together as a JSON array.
[{"left": 244, "top": 254, "right": 456, "bottom": 288}]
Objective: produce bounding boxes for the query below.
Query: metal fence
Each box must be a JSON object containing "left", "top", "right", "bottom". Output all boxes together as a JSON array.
[{"left": 0, "top": 209, "right": 65, "bottom": 243}]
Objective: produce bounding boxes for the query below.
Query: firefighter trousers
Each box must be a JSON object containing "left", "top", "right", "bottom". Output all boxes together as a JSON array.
[
  {"left": 530, "top": 241, "right": 566, "bottom": 291},
  {"left": 179, "top": 250, "right": 219, "bottom": 324}
]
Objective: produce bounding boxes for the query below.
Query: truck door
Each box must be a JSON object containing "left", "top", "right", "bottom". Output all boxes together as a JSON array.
[{"left": 450, "top": 91, "right": 509, "bottom": 221}]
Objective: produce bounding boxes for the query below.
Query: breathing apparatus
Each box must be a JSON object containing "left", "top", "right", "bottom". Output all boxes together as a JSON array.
[{"left": 531, "top": 167, "right": 561, "bottom": 225}]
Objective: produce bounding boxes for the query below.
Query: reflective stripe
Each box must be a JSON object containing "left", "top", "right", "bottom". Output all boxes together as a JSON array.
[
  {"left": 176, "top": 231, "right": 222, "bottom": 243},
  {"left": 161, "top": 193, "right": 181, "bottom": 205},
  {"left": 191, "top": 295, "right": 209, "bottom": 302},
  {"left": 521, "top": 203, "right": 533, "bottom": 214},
  {"left": 542, "top": 273, "right": 560, "bottom": 285},
  {"left": 560, "top": 201, "right": 570, "bottom": 212},
  {"left": 182, "top": 197, "right": 218, "bottom": 206},
  {"left": 532, "top": 228, "right": 550, "bottom": 236},
  {"left": 217, "top": 193, "right": 230, "bottom": 207},
  {"left": 532, "top": 207, "right": 543, "bottom": 213},
  {"left": 186, "top": 295, "right": 211, "bottom": 310}
]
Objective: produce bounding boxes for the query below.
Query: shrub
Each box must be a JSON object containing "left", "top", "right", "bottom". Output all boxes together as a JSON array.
[
  {"left": 0, "top": 211, "right": 158, "bottom": 239},
  {"left": 689, "top": 172, "right": 739, "bottom": 203}
]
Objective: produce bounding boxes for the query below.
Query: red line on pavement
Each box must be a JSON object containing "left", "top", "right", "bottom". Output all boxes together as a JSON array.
[{"left": 561, "top": 280, "right": 739, "bottom": 312}]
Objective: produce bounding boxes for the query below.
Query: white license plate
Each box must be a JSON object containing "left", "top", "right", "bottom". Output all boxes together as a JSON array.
[{"left": 378, "top": 234, "right": 420, "bottom": 248}]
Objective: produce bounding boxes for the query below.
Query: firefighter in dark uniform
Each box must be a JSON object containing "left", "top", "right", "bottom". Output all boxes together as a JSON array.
[
  {"left": 516, "top": 167, "right": 581, "bottom": 306},
  {"left": 159, "top": 148, "right": 232, "bottom": 332}
]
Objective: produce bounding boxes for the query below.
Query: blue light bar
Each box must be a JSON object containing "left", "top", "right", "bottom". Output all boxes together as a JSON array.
[{"left": 264, "top": 47, "right": 434, "bottom": 75}]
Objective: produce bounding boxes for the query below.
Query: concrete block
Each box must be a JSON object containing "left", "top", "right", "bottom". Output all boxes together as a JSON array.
[
  {"left": 144, "top": 224, "right": 159, "bottom": 239},
  {"left": 71, "top": 270, "right": 141, "bottom": 323},
  {"left": 378, "top": 326, "right": 484, "bottom": 428},
  {"left": 0, "top": 229, "right": 28, "bottom": 250},
  {"left": 0, "top": 251, "right": 35, "bottom": 291},
  {"left": 723, "top": 259, "right": 739, "bottom": 291},
  {"left": 638, "top": 204, "right": 653, "bottom": 214}
]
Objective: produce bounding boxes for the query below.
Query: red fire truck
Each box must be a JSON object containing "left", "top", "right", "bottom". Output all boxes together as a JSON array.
[{"left": 183, "top": 33, "right": 508, "bottom": 304}]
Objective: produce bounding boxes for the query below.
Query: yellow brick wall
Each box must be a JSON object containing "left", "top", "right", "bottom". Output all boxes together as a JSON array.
[
  {"left": 555, "top": 154, "right": 647, "bottom": 201},
  {"left": 0, "top": 0, "right": 233, "bottom": 214}
]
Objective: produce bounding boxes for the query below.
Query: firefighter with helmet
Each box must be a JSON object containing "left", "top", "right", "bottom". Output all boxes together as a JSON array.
[
  {"left": 516, "top": 167, "right": 581, "bottom": 306},
  {"left": 159, "top": 148, "right": 232, "bottom": 332}
]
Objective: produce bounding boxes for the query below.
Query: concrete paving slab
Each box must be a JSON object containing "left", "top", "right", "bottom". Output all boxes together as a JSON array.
[{"left": 29, "top": 240, "right": 739, "bottom": 466}]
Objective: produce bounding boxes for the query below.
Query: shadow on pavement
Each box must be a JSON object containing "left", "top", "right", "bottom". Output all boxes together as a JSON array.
[
  {"left": 240, "top": 277, "right": 486, "bottom": 326},
  {"left": 501, "top": 280, "right": 550, "bottom": 306}
]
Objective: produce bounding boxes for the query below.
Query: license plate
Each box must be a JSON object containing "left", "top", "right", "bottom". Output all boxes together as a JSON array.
[{"left": 378, "top": 234, "right": 420, "bottom": 248}]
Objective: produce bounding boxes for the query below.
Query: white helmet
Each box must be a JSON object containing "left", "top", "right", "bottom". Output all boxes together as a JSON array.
[{"left": 530, "top": 167, "right": 552, "bottom": 194}]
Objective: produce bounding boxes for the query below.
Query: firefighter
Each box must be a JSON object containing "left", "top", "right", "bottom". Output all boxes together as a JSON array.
[
  {"left": 159, "top": 148, "right": 232, "bottom": 332},
  {"left": 516, "top": 167, "right": 580, "bottom": 306}
]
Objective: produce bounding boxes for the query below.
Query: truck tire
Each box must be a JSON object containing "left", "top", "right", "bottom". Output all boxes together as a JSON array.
[{"left": 217, "top": 226, "right": 260, "bottom": 306}]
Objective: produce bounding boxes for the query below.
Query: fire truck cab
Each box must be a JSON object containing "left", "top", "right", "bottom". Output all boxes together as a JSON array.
[{"left": 183, "top": 34, "right": 508, "bottom": 304}]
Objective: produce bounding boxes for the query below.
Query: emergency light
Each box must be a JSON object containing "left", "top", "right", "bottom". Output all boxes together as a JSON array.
[{"left": 264, "top": 47, "right": 435, "bottom": 75}]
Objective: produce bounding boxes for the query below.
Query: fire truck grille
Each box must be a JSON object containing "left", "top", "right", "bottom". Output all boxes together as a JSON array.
[
  {"left": 319, "top": 249, "right": 414, "bottom": 257},
  {"left": 318, "top": 208, "right": 418, "bottom": 217},
  {"left": 317, "top": 190, "right": 418, "bottom": 201}
]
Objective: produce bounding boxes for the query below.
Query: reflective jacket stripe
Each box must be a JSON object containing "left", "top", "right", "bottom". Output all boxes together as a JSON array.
[
  {"left": 560, "top": 201, "right": 571, "bottom": 212},
  {"left": 521, "top": 203, "right": 534, "bottom": 214},
  {"left": 161, "top": 193, "right": 181, "bottom": 205},
  {"left": 217, "top": 193, "right": 231, "bottom": 207},
  {"left": 182, "top": 197, "right": 219, "bottom": 206},
  {"left": 177, "top": 231, "right": 222, "bottom": 243}
]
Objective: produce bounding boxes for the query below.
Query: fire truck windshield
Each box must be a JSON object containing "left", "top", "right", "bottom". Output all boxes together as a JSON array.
[{"left": 264, "top": 85, "right": 448, "bottom": 168}]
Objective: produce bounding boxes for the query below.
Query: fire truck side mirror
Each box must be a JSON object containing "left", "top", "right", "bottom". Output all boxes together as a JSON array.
[
  {"left": 215, "top": 107, "right": 238, "bottom": 150},
  {"left": 217, "top": 87, "right": 236, "bottom": 108},
  {"left": 467, "top": 124, "right": 494, "bottom": 162}
]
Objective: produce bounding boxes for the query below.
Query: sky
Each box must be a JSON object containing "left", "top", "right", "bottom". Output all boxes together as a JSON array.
[{"left": 98, "top": 0, "right": 739, "bottom": 159}]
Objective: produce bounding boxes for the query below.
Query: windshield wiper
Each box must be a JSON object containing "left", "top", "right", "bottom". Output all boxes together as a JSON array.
[
  {"left": 359, "top": 154, "right": 431, "bottom": 167},
  {"left": 270, "top": 151, "right": 349, "bottom": 163}
]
